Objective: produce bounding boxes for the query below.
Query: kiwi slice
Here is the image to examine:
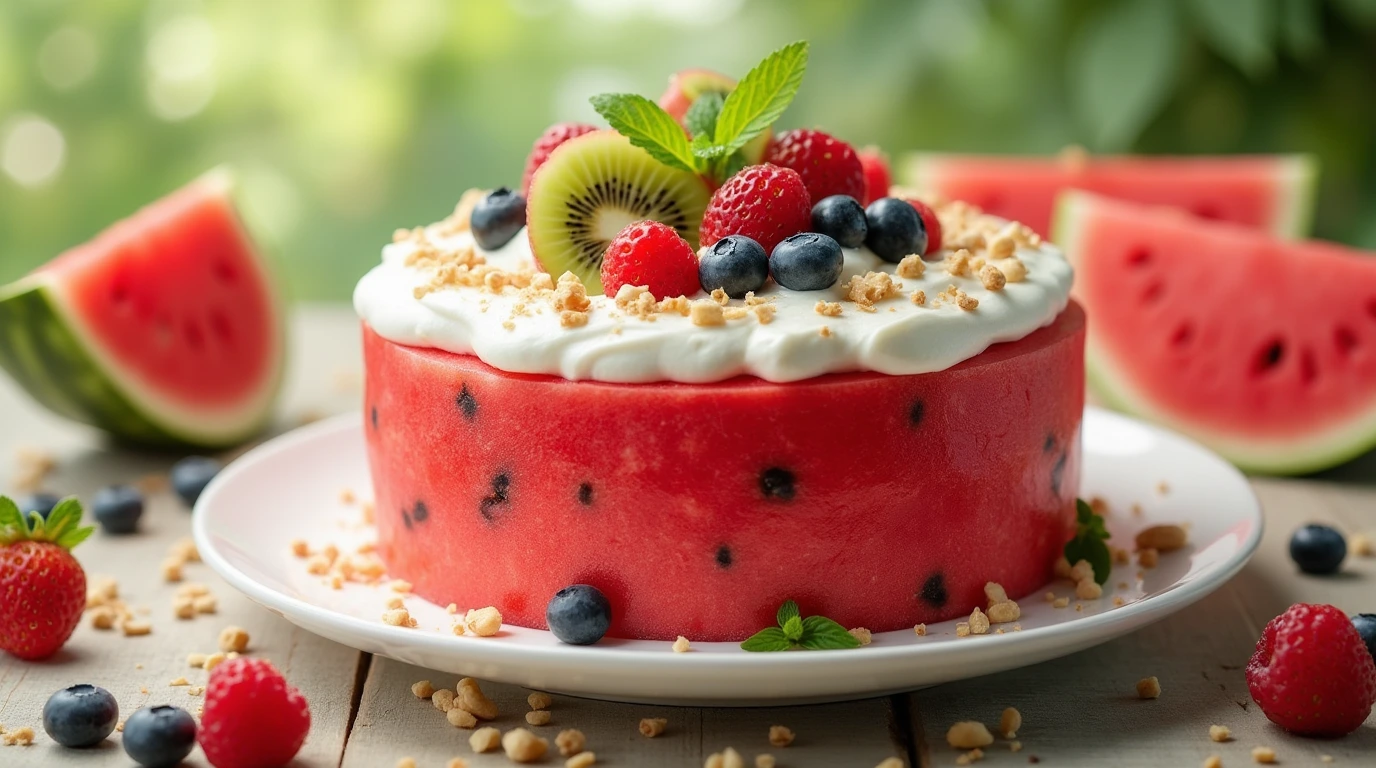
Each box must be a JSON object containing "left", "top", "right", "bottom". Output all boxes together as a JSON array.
[{"left": 527, "top": 131, "right": 711, "bottom": 295}]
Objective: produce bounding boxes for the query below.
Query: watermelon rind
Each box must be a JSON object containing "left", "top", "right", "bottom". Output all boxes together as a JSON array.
[
  {"left": 1053, "top": 191, "right": 1376, "bottom": 475},
  {"left": 902, "top": 153, "right": 1319, "bottom": 239},
  {"left": 0, "top": 170, "right": 283, "bottom": 449}
]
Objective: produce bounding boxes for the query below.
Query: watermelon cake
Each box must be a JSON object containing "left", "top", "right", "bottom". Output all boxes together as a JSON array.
[{"left": 354, "top": 44, "right": 1086, "bottom": 642}]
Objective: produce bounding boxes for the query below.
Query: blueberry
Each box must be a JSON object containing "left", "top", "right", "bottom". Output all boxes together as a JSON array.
[
  {"left": 1288, "top": 523, "right": 1346, "bottom": 575},
  {"left": 546, "top": 584, "right": 612, "bottom": 646},
  {"left": 42, "top": 684, "right": 119, "bottom": 748},
  {"left": 122, "top": 705, "right": 197, "bottom": 767},
  {"left": 770, "top": 233, "right": 844, "bottom": 291},
  {"left": 92, "top": 484, "right": 144, "bottom": 535},
  {"left": 1353, "top": 614, "right": 1376, "bottom": 661},
  {"left": 864, "top": 197, "right": 927, "bottom": 263},
  {"left": 170, "top": 456, "right": 223, "bottom": 507},
  {"left": 811, "top": 195, "right": 868, "bottom": 249},
  {"left": 17, "top": 491, "right": 62, "bottom": 520},
  {"left": 471, "top": 187, "right": 527, "bottom": 251},
  {"left": 699, "top": 235, "right": 769, "bottom": 298}
]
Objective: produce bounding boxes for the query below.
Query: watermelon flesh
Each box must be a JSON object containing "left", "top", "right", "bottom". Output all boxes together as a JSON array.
[
  {"left": 363, "top": 304, "right": 1085, "bottom": 641},
  {"left": 904, "top": 154, "right": 1316, "bottom": 240},
  {"left": 0, "top": 170, "right": 281, "bottom": 448},
  {"left": 1056, "top": 191, "right": 1376, "bottom": 474}
]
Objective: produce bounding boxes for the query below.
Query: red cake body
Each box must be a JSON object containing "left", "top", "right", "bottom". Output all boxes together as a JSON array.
[{"left": 363, "top": 302, "right": 1085, "bottom": 641}]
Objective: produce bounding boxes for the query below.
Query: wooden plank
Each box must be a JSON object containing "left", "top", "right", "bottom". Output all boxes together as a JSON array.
[
  {"left": 344, "top": 655, "right": 911, "bottom": 767},
  {"left": 0, "top": 306, "right": 365, "bottom": 766}
]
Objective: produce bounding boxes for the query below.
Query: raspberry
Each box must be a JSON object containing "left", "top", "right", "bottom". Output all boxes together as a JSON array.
[
  {"left": 699, "top": 164, "right": 811, "bottom": 255},
  {"left": 1246, "top": 603, "right": 1376, "bottom": 737},
  {"left": 902, "top": 197, "right": 943, "bottom": 256},
  {"left": 199, "top": 657, "right": 310, "bottom": 768},
  {"left": 600, "top": 221, "right": 700, "bottom": 300},
  {"left": 521, "top": 122, "right": 598, "bottom": 197},
  {"left": 858, "top": 146, "right": 892, "bottom": 205},
  {"left": 764, "top": 129, "right": 865, "bottom": 204}
]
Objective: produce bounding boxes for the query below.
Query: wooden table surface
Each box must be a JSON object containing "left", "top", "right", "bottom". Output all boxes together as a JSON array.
[{"left": 1, "top": 306, "right": 1373, "bottom": 768}]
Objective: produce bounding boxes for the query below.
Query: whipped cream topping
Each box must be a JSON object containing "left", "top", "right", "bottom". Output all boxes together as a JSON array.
[{"left": 353, "top": 207, "right": 1073, "bottom": 384}]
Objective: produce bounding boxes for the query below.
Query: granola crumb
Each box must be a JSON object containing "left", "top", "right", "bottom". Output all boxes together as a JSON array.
[
  {"left": 983, "top": 582, "right": 1009, "bottom": 605},
  {"left": 955, "top": 748, "right": 985, "bottom": 766},
  {"left": 389, "top": 579, "right": 413, "bottom": 593},
  {"left": 2, "top": 726, "right": 35, "bottom": 746},
  {"left": 566, "top": 752, "right": 597, "bottom": 768},
  {"left": 690, "top": 300, "right": 726, "bottom": 327},
  {"left": 896, "top": 254, "right": 926, "bottom": 279},
  {"left": 979, "top": 264, "right": 1006, "bottom": 291},
  {"left": 382, "top": 608, "right": 417, "bottom": 628},
  {"left": 704, "top": 747, "right": 745, "bottom": 768},
  {"left": 169, "top": 677, "right": 189, "bottom": 687},
  {"left": 396, "top": 760, "right": 416, "bottom": 768},
  {"left": 1135, "top": 524, "right": 1188, "bottom": 552},
  {"left": 1203, "top": 756, "right": 1223, "bottom": 768},
  {"left": 910, "top": 289, "right": 926, "bottom": 306},
  {"left": 469, "top": 726, "right": 501, "bottom": 752},
  {"left": 465, "top": 606, "right": 503, "bottom": 636},
  {"left": 987, "top": 601, "right": 1020, "bottom": 624},
  {"left": 1075, "top": 578, "right": 1103, "bottom": 600},
  {"left": 956, "top": 622, "right": 971, "bottom": 637},
  {"left": 217, "top": 626, "right": 250, "bottom": 653},
  {"left": 187, "top": 653, "right": 207, "bottom": 667},
  {"left": 1139, "top": 548, "right": 1160, "bottom": 568},
  {"left": 122, "top": 619, "right": 152, "bottom": 636},
  {"left": 639, "top": 718, "right": 668, "bottom": 738},
  {"left": 1052, "top": 597, "right": 1070, "bottom": 609},
  {"left": 202, "top": 652, "right": 227, "bottom": 671},
  {"left": 457, "top": 678, "right": 500, "bottom": 720},
  {"left": 446, "top": 707, "right": 478, "bottom": 729},
  {"left": 819, "top": 325, "right": 832, "bottom": 338},
  {"left": 1351, "top": 533, "right": 1373, "bottom": 556},
  {"left": 946, "top": 721, "right": 994, "bottom": 749},
  {"left": 1210, "top": 725, "right": 1232, "bottom": 742},
  {"left": 944, "top": 250, "right": 972, "bottom": 277},
  {"left": 754, "top": 755, "right": 775, "bottom": 768},
  {"left": 769, "top": 725, "right": 795, "bottom": 747},
  {"left": 555, "top": 728, "right": 586, "bottom": 757},
  {"left": 914, "top": 623, "right": 927, "bottom": 636},
  {"left": 526, "top": 710, "right": 552, "bottom": 726},
  {"left": 1251, "top": 746, "right": 1277, "bottom": 764},
  {"left": 160, "top": 558, "right": 184, "bottom": 583},
  {"left": 528, "top": 692, "right": 552, "bottom": 711},
  {"left": 849, "top": 627, "right": 872, "bottom": 645},
  {"left": 751, "top": 303, "right": 776, "bottom": 324},
  {"left": 1010, "top": 741, "right": 1022, "bottom": 753},
  {"left": 1053, "top": 556, "right": 1073, "bottom": 579},
  {"left": 411, "top": 680, "right": 435, "bottom": 698},
  {"left": 845, "top": 271, "right": 903, "bottom": 308},
  {"left": 969, "top": 607, "right": 991, "bottom": 635},
  {"left": 814, "top": 300, "right": 843, "bottom": 317},
  {"left": 290, "top": 539, "right": 310, "bottom": 558},
  {"left": 672, "top": 636, "right": 691, "bottom": 653},
  {"left": 1000, "top": 707, "right": 1021, "bottom": 739},
  {"left": 432, "top": 689, "right": 456, "bottom": 712},
  {"left": 1136, "top": 676, "right": 1162, "bottom": 699},
  {"left": 502, "top": 728, "right": 549, "bottom": 763},
  {"left": 993, "top": 257, "right": 1026, "bottom": 283},
  {"left": 1069, "top": 558, "right": 1095, "bottom": 583}
]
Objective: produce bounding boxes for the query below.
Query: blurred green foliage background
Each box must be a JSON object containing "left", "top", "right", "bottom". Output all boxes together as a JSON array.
[{"left": 2, "top": 0, "right": 1374, "bottom": 300}]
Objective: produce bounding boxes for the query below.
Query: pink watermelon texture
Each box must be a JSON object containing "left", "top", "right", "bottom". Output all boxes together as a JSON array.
[
  {"left": 362, "top": 304, "right": 1085, "bottom": 641},
  {"left": 1058, "top": 192, "right": 1376, "bottom": 474},
  {"left": 904, "top": 154, "right": 1315, "bottom": 240}
]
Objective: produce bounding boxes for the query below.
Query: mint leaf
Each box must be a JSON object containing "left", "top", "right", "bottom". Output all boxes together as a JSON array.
[
  {"left": 590, "top": 93, "right": 697, "bottom": 173},
  {"left": 776, "top": 599, "right": 800, "bottom": 627},
  {"left": 685, "top": 90, "right": 724, "bottom": 139},
  {"left": 690, "top": 134, "right": 729, "bottom": 161},
  {"left": 798, "top": 615, "right": 862, "bottom": 650},
  {"left": 714, "top": 41, "right": 808, "bottom": 157},
  {"left": 741, "top": 627, "right": 792, "bottom": 652},
  {"left": 782, "top": 615, "right": 804, "bottom": 642},
  {"left": 1064, "top": 498, "right": 1112, "bottom": 585}
]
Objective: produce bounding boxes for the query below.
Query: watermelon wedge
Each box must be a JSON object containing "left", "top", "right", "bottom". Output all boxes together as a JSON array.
[
  {"left": 904, "top": 154, "right": 1317, "bottom": 240},
  {"left": 1055, "top": 191, "right": 1376, "bottom": 474},
  {"left": 0, "top": 169, "right": 282, "bottom": 448}
]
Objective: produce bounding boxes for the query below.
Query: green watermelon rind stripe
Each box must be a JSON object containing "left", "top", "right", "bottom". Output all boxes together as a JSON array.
[
  {"left": 1053, "top": 191, "right": 1376, "bottom": 475},
  {"left": 0, "top": 281, "right": 271, "bottom": 449}
]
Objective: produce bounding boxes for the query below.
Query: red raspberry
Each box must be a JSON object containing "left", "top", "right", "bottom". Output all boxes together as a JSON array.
[
  {"left": 902, "top": 197, "right": 943, "bottom": 256},
  {"left": 600, "top": 220, "right": 701, "bottom": 300},
  {"left": 200, "top": 657, "right": 311, "bottom": 768},
  {"left": 858, "top": 146, "right": 892, "bottom": 205},
  {"left": 521, "top": 122, "right": 598, "bottom": 197},
  {"left": 1246, "top": 603, "right": 1376, "bottom": 737},
  {"left": 764, "top": 129, "right": 865, "bottom": 204},
  {"left": 699, "top": 164, "right": 811, "bottom": 255}
]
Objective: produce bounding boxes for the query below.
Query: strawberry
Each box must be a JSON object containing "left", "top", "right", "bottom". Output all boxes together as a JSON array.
[
  {"left": 600, "top": 221, "right": 701, "bottom": 300},
  {"left": 858, "top": 146, "right": 892, "bottom": 205},
  {"left": 1246, "top": 603, "right": 1376, "bottom": 737},
  {"left": 902, "top": 197, "right": 943, "bottom": 256},
  {"left": 763, "top": 129, "right": 866, "bottom": 204},
  {"left": 521, "top": 122, "right": 598, "bottom": 197},
  {"left": 200, "top": 657, "right": 311, "bottom": 768},
  {"left": 0, "top": 495, "right": 93, "bottom": 660},
  {"left": 699, "top": 164, "right": 811, "bottom": 255}
]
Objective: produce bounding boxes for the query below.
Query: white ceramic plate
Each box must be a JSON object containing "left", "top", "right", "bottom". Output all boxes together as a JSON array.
[{"left": 194, "top": 407, "right": 1262, "bottom": 706}]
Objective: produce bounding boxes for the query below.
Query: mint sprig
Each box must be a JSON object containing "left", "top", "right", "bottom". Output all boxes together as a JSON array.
[
  {"left": 1064, "top": 498, "right": 1112, "bottom": 585},
  {"left": 741, "top": 599, "right": 862, "bottom": 652},
  {"left": 591, "top": 41, "right": 809, "bottom": 185},
  {"left": 0, "top": 495, "right": 93, "bottom": 550}
]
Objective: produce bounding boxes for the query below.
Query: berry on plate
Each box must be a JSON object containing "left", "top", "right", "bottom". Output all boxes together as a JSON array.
[
  {"left": 546, "top": 584, "right": 612, "bottom": 646},
  {"left": 770, "top": 233, "right": 845, "bottom": 291},
  {"left": 200, "top": 657, "right": 311, "bottom": 768},
  {"left": 600, "top": 221, "right": 701, "bottom": 300},
  {"left": 902, "top": 197, "right": 943, "bottom": 256},
  {"left": 1289, "top": 524, "right": 1347, "bottom": 575},
  {"left": 123, "top": 705, "right": 198, "bottom": 768},
  {"left": 471, "top": 187, "right": 528, "bottom": 251},
  {"left": 700, "top": 164, "right": 811, "bottom": 255},
  {"left": 92, "top": 484, "right": 144, "bottom": 535},
  {"left": 1246, "top": 603, "right": 1376, "bottom": 737},
  {"left": 764, "top": 129, "right": 866, "bottom": 204},
  {"left": 0, "top": 495, "right": 92, "bottom": 660},
  {"left": 42, "top": 684, "right": 119, "bottom": 748},
  {"left": 810, "top": 195, "right": 868, "bottom": 249},
  {"left": 699, "top": 235, "right": 769, "bottom": 298},
  {"left": 865, "top": 197, "right": 927, "bottom": 263},
  {"left": 521, "top": 122, "right": 598, "bottom": 197},
  {"left": 858, "top": 146, "right": 892, "bottom": 205},
  {"left": 170, "top": 456, "right": 223, "bottom": 508}
]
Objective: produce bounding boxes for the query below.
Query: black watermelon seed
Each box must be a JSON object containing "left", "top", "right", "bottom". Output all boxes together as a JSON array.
[
  {"left": 760, "top": 468, "right": 796, "bottom": 501},
  {"left": 1043, "top": 433, "right": 1056, "bottom": 453},
  {"left": 479, "top": 473, "right": 511, "bottom": 522},
  {"left": 412, "top": 501, "right": 428, "bottom": 523},
  {"left": 909, "top": 400, "right": 925, "bottom": 427},
  {"left": 577, "top": 482, "right": 593, "bottom": 507},
  {"left": 456, "top": 384, "right": 478, "bottom": 421},
  {"left": 919, "top": 572, "right": 947, "bottom": 607},
  {"left": 1050, "top": 450, "right": 1068, "bottom": 496},
  {"left": 401, "top": 508, "right": 412, "bottom": 529},
  {"left": 371, "top": 406, "right": 378, "bottom": 430},
  {"left": 715, "top": 545, "right": 733, "bottom": 569}
]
